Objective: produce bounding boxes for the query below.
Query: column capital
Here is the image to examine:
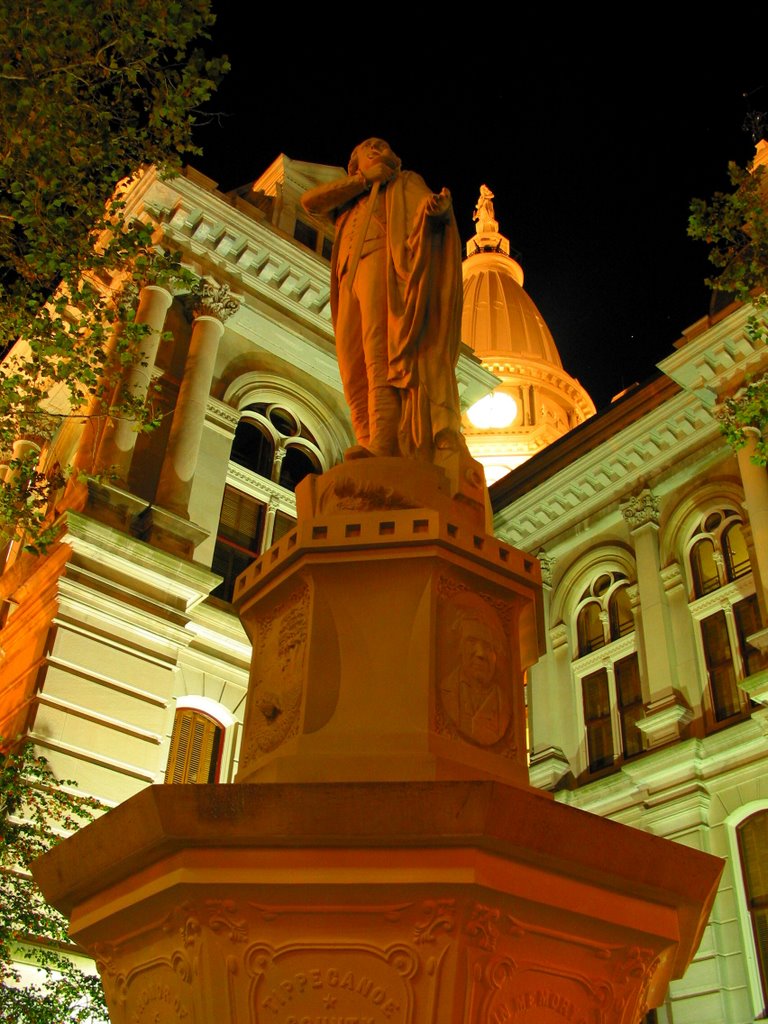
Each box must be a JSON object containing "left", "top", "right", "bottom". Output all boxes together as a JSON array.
[
  {"left": 191, "top": 280, "right": 239, "bottom": 322},
  {"left": 535, "top": 549, "right": 555, "bottom": 588},
  {"left": 620, "top": 488, "right": 660, "bottom": 530}
]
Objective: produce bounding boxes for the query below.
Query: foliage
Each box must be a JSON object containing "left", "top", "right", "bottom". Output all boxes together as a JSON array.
[
  {"left": 717, "top": 371, "right": 768, "bottom": 466},
  {"left": 0, "top": 0, "right": 228, "bottom": 551},
  {"left": 689, "top": 159, "right": 768, "bottom": 465},
  {"left": 688, "top": 162, "right": 768, "bottom": 300},
  {"left": 0, "top": 742, "right": 108, "bottom": 1022}
]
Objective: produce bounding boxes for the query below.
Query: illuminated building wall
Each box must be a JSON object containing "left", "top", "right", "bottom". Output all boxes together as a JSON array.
[{"left": 2, "top": 145, "right": 768, "bottom": 1023}]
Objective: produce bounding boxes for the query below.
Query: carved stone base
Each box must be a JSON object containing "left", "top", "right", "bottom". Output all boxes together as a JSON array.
[
  {"left": 33, "top": 782, "right": 723, "bottom": 1024},
  {"left": 232, "top": 459, "right": 542, "bottom": 788}
]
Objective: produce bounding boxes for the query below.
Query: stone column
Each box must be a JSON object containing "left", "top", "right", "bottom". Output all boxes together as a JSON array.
[
  {"left": 154, "top": 283, "right": 237, "bottom": 517},
  {"left": 736, "top": 428, "right": 768, "bottom": 616},
  {"left": 260, "top": 494, "right": 279, "bottom": 555},
  {"left": 94, "top": 284, "right": 173, "bottom": 483},
  {"left": 621, "top": 489, "right": 691, "bottom": 747},
  {"left": 527, "top": 554, "right": 572, "bottom": 790},
  {"left": 272, "top": 445, "right": 286, "bottom": 484}
]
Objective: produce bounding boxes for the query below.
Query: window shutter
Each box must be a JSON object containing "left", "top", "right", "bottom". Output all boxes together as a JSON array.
[{"left": 165, "top": 709, "right": 222, "bottom": 784}]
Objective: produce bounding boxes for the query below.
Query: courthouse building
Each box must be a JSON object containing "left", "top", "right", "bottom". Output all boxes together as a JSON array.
[{"left": 1, "top": 143, "right": 768, "bottom": 1023}]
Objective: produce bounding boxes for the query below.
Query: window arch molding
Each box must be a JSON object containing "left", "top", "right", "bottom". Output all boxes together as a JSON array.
[
  {"left": 223, "top": 372, "right": 351, "bottom": 468},
  {"left": 666, "top": 485, "right": 765, "bottom": 730},
  {"left": 551, "top": 545, "right": 637, "bottom": 630},
  {"left": 725, "top": 799, "right": 768, "bottom": 1019},
  {"left": 550, "top": 546, "right": 642, "bottom": 777},
  {"left": 662, "top": 479, "right": 746, "bottom": 568}
]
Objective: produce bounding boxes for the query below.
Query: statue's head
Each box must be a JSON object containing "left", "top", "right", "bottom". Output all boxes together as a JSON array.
[{"left": 348, "top": 138, "right": 401, "bottom": 176}]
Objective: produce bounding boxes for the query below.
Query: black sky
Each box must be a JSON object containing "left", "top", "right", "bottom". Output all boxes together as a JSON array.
[{"left": 192, "top": 15, "right": 765, "bottom": 413}]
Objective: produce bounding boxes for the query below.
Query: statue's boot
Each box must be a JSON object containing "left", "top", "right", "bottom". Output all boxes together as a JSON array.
[{"left": 367, "top": 384, "right": 402, "bottom": 457}]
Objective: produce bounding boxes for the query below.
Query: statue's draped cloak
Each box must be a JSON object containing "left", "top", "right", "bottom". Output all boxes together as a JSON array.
[{"left": 329, "top": 171, "right": 464, "bottom": 456}]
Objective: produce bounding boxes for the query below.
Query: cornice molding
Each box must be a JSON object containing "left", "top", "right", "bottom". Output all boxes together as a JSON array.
[
  {"left": 658, "top": 304, "right": 763, "bottom": 407},
  {"left": 493, "top": 389, "right": 719, "bottom": 550},
  {"left": 141, "top": 174, "right": 334, "bottom": 334}
]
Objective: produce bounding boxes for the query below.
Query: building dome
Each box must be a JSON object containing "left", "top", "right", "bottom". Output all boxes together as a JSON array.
[
  {"left": 463, "top": 252, "right": 562, "bottom": 368},
  {"left": 461, "top": 186, "right": 595, "bottom": 484}
]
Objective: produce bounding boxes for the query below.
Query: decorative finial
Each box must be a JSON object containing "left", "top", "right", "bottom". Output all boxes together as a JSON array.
[{"left": 465, "top": 185, "right": 512, "bottom": 261}]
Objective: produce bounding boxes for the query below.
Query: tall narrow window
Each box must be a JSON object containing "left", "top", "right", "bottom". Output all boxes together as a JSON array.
[
  {"left": 691, "top": 537, "right": 719, "bottom": 597},
  {"left": 609, "top": 587, "right": 633, "bottom": 640},
  {"left": 582, "top": 669, "right": 613, "bottom": 772},
  {"left": 615, "top": 654, "right": 643, "bottom": 758},
  {"left": 165, "top": 709, "right": 223, "bottom": 784},
  {"left": 724, "top": 522, "right": 751, "bottom": 582},
  {"left": 737, "top": 811, "right": 768, "bottom": 1015},
  {"left": 733, "top": 593, "right": 768, "bottom": 679},
  {"left": 577, "top": 602, "right": 604, "bottom": 655},
  {"left": 212, "top": 486, "right": 266, "bottom": 601},
  {"left": 574, "top": 571, "right": 642, "bottom": 776},
  {"left": 700, "top": 611, "right": 741, "bottom": 722}
]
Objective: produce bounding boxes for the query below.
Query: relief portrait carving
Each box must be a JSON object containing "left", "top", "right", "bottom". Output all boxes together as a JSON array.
[
  {"left": 242, "top": 585, "right": 309, "bottom": 759},
  {"left": 438, "top": 591, "right": 512, "bottom": 747}
]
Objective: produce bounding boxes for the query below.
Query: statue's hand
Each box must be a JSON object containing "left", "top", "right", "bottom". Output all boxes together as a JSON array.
[
  {"left": 362, "top": 161, "right": 397, "bottom": 186},
  {"left": 425, "top": 187, "right": 452, "bottom": 219}
]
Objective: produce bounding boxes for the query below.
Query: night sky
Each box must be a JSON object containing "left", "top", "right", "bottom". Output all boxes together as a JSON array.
[{"left": 192, "top": 15, "right": 765, "bottom": 413}]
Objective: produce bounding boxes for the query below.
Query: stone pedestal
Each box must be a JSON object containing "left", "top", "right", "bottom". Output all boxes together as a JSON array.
[
  {"left": 232, "top": 459, "right": 541, "bottom": 788},
  {"left": 33, "top": 783, "right": 722, "bottom": 1024},
  {"left": 32, "top": 458, "right": 723, "bottom": 1023}
]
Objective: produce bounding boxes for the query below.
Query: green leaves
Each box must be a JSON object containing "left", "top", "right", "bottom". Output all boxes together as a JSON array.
[
  {"left": 690, "top": 161, "right": 768, "bottom": 464},
  {"left": 0, "top": 0, "right": 227, "bottom": 552},
  {"left": 0, "top": 742, "right": 108, "bottom": 1022},
  {"left": 717, "top": 362, "right": 768, "bottom": 466},
  {"left": 688, "top": 162, "right": 768, "bottom": 301}
]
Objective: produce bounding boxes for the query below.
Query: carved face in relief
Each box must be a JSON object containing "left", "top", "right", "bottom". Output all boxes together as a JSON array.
[
  {"left": 438, "top": 591, "right": 512, "bottom": 748},
  {"left": 457, "top": 616, "right": 498, "bottom": 690}
]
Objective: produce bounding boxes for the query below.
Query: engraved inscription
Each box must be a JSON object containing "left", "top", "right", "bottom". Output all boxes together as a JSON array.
[
  {"left": 260, "top": 966, "right": 400, "bottom": 1019},
  {"left": 250, "top": 945, "right": 414, "bottom": 1024},
  {"left": 486, "top": 964, "right": 606, "bottom": 1024},
  {"left": 491, "top": 989, "right": 589, "bottom": 1023},
  {"left": 130, "top": 980, "right": 191, "bottom": 1023}
]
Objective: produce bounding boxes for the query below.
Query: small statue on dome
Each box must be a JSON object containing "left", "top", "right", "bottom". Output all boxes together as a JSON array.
[{"left": 473, "top": 184, "right": 498, "bottom": 235}]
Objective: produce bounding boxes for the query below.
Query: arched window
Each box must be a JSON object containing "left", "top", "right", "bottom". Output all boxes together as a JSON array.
[
  {"left": 724, "top": 521, "right": 750, "bottom": 582},
  {"left": 609, "top": 586, "right": 633, "bottom": 640},
  {"left": 278, "top": 445, "right": 322, "bottom": 490},
  {"left": 165, "top": 708, "right": 223, "bottom": 784},
  {"left": 691, "top": 537, "right": 719, "bottom": 597},
  {"left": 577, "top": 601, "right": 604, "bottom": 656},
  {"left": 230, "top": 419, "right": 274, "bottom": 478},
  {"left": 686, "top": 507, "right": 768, "bottom": 728},
  {"left": 737, "top": 810, "right": 768, "bottom": 1016},
  {"left": 572, "top": 571, "right": 642, "bottom": 775},
  {"left": 689, "top": 508, "right": 751, "bottom": 598},
  {"left": 212, "top": 399, "right": 328, "bottom": 601}
]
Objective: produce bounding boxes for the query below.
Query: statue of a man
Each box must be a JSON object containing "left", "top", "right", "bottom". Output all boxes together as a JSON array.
[{"left": 301, "top": 138, "right": 466, "bottom": 463}]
